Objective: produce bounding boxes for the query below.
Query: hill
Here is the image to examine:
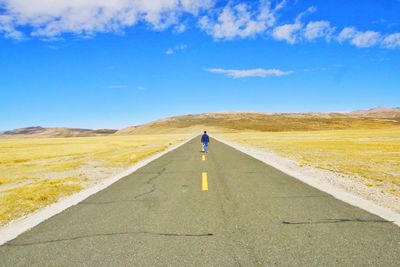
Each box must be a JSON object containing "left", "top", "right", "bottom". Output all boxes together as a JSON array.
[
  {"left": 351, "top": 106, "right": 400, "bottom": 119},
  {"left": 115, "top": 112, "right": 399, "bottom": 135},
  {"left": 3, "top": 110, "right": 399, "bottom": 137},
  {"left": 1, "top": 126, "right": 117, "bottom": 138}
]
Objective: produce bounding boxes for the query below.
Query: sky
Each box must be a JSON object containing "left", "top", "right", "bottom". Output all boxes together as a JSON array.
[{"left": 1, "top": 0, "right": 400, "bottom": 131}]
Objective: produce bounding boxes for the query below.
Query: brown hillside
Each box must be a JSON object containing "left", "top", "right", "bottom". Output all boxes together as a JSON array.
[
  {"left": 351, "top": 106, "right": 400, "bottom": 119},
  {"left": 116, "top": 112, "right": 399, "bottom": 135},
  {"left": 1, "top": 127, "right": 117, "bottom": 138}
]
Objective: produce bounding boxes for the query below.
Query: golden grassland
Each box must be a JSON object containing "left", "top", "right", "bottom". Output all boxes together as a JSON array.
[
  {"left": 0, "top": 134, "right": 189, "bottom": 225},
  {"left": 220, "top": 127, "right": 400, "bottom": 194}
]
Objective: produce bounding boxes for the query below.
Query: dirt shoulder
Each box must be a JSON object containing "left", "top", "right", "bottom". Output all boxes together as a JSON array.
[{"left": 214, "top": 136, "right": 400, "bottom": 226}]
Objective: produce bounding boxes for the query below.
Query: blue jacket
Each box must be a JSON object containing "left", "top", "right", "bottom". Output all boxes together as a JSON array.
[{"left": 201, "top": 134, "right": 210, "bottom": 144}]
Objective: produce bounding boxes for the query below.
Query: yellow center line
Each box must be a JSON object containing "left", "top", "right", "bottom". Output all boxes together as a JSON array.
[
  {"left": 202, "top": 155, "right": 206, "bottom": 161},
  {"left": 202, "top": 172, "right": 208, "bottom": 191}
]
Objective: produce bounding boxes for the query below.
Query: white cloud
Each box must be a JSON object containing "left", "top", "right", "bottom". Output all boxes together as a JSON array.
[
  {"left": 173, "top": 23, "right": 187, "bottom": 33},
  {"left": 165, "top": 48, "right": 174, "bottom": 55},
  {"left": 0, "top": 0, "right": 214, "bottom": 38},
  {"left": 0, "top": 0, "right": 399, "bottom": 52},
  {"left": 304, "top": 21, "right": 334, "bottom": 41},
  {"left": 272, "top": 22, "right": 302, "bottom": 44},
  {"left": 337, "top": 27, "right": 381, "bottom": 48},
  {"left": 382, "top": 33, "right": 400, "bottom": 49},
  {"left": 295, "top": 5, "right": 317, "bottom": 22},
  {"left": 307, "top": 6, "right": 317, "bottom": 13},
  {"left": 270, "top": 5, "right": 388, "bottom": 49},
  {"left": 165, "top": 44, "right": 187, "bottom": 55},
  {"left": 0, "top": 15, "right": 24, "bottom": 39},
  {"left": 272, "top": 20, "right": 335, "bottom": 44},
  {"left": 271, "top": 6, "right": 320, "bottom": 44},
  {"left": 199, "top": 1, "right": 285, "bottom": 40},
  {"left": 206, "top": 68, "right": 293, "bottom": 78},
  {"left": 351, "top": 31, "right": 381, "bottom": 47},
  {"left": 337, "top": 27, "right": 357, "bottom": 42}
]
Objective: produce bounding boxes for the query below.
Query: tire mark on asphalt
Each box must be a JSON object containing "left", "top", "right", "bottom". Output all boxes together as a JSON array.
[
  {"left": 282, "top": 218, "right": 392, "bottom": 225},
  {"left": 5, "top": 231, "right": 214, "bottom": 247}
]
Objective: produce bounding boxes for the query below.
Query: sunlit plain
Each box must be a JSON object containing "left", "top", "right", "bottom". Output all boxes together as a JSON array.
[
  {"left": 220, "top": 127, "right": 400, "bottom": 194},
  {"left": 0, "top": 134, "right": 189, "bottom": 225}
]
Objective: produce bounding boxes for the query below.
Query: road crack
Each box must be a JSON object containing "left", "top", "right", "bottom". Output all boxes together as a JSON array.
[{"left": 133, "top": 167, "right": 167, "bottom": 200}]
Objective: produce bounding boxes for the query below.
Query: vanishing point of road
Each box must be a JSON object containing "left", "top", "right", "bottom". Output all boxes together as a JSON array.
[{"left": 1, "top": 137, "right": 399, "bottom": 266}]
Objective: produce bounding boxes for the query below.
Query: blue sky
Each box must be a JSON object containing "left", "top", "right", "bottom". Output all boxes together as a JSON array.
[{"left": 1, "top": 0, "right": 400, "bottom": 130}]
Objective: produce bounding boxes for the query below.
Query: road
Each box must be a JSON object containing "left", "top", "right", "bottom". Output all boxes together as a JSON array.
[{"left": 1, "top": 137, "right": 399, "bottom": 266}]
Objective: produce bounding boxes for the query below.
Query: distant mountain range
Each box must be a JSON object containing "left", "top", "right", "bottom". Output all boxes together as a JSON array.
[
  {"left": 1, "top": 126, "right": 117, "bottom": 137},
  {"left": 350, "top": 106, "right": 400, "bottom": 119},
  {"left": 2, "top": 107, "right": 399, "bottom": 138},
  {"left": 115, "top": 111, "right": 399, "bottom": 135}
]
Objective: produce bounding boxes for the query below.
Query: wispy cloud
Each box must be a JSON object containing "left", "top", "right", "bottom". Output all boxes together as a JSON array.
[
  {"left": 199, "top": 1, "right": 285, "bottom": 40},
  {"left": 304, "top": 21, "right": 335, "bottom": 41},
  {"left": 165, "top": 44, "right": 187, "bottom": 55},
  {"left": 272, "top": 23, "right": 302, "bottom": 44},
  {"left": 382, "top": 33, "right": 400, "bottom": 49},
  {"left": 206, "top": 68, "right": 293, "bottom": 78},
  {"left": 337, "top": 27, "right": 381, "bottom": 47},
  {"left": 272, "top": 7, "right": 333, "bottom": 44},
  {"left": 0, "top": 14, "right": 24, "bottom": 40},
  {"left": 269, "top": 5, "right": 399, "bottom": 49}
]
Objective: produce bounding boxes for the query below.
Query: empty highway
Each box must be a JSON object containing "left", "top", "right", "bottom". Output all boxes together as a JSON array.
[{"left": 1, "top": 138, "right": 399, "bottom": 266}]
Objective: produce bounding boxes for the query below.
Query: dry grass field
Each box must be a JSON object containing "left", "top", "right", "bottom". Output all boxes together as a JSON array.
[
  {"left": 0, "top": 134, "right": 189, "bottom": 225},
  {"left": 220, "top": 127, "right": 400, "bottom": 195}
]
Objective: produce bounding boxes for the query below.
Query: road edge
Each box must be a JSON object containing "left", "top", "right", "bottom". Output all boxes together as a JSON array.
[
  {"left": 0, "top": 135, "right": 197, "bottom": 245},
  {"left": 213, "top": 136, "right": 400, "bottom": 227}
]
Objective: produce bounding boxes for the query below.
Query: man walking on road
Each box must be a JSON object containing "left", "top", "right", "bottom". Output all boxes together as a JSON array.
[{"left": 201, "top": 131, "right": 210, "bottom": 153}]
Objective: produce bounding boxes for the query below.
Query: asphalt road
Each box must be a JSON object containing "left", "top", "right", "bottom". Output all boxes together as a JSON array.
[{"left": 1, "top": 137, "right": 399, "bottom": 266}]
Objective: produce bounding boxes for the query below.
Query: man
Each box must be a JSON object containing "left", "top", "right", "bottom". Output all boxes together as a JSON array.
[{"left": 201, "top": 131, "right": 210, "bottom": 153}]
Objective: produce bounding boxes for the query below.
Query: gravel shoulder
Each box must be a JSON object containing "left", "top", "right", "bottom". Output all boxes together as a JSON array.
[{"left": 214, "top": 136, "right": 400, "bottom": 226}]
